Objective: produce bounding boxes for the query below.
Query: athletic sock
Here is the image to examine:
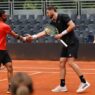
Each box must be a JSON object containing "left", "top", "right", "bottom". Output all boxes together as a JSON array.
[
  {"left": 60, "top": 79, "right": 65, "bottom": 87},
  {"left": 6, "top": 84, "right": 11, "bottom": 93},
  {"left": 8, "top": 84, "right": 11, "bottom": 90},
  {"left": 79, "top": 75, "right": 86, "bottom": 83}
]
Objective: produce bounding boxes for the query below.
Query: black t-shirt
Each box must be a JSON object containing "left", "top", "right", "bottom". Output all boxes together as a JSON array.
[{"left": 50, "top": 14, "right": 78, "bottom": 45}]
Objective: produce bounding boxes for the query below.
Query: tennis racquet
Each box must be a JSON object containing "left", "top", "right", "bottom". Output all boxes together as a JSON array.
[{"left": 44, "top": 24, "right": 68, "bottom": 47}]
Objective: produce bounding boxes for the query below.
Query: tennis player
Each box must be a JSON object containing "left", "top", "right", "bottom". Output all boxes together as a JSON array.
[
  {"left": 10, "top": 72, "right": 33, "bottom": 95},
  {"left": 25, "top": 6, "right": 90, "bottom": 93},
  {"left": 0, "top": 9, "right": 26, "bottom": 93}
]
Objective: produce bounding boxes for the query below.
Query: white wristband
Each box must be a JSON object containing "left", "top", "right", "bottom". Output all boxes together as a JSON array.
[
  {"left": 61, "top": 30, "right": 68, "bottom": 36},
  {"left": 23, "top": 37, "right": 27, "bottom": 41},
  {"left": 32, "top": 34, "right": 38, "bottom": 39}
]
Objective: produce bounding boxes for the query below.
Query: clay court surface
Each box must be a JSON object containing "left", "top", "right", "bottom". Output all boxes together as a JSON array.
[{"left": 0, "top": 60, "right": 95, "bottom": 95}]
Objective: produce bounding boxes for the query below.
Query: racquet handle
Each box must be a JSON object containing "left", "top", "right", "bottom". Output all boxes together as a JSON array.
[{"left": 59, "top": 39, "right": 68, "bottom": 47}]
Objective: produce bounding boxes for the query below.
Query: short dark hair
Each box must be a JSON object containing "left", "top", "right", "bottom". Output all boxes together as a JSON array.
[
  {"left": 47, "top": 6, "right": 57, "bottom": 12},
  {"left": 0, "top": 9, "right": 5, "bottom": 17}
]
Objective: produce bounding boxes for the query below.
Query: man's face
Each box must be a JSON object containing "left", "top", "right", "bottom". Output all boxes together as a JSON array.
[
  {"left": 46, "top": 10, "right": 54, "bottom": 19},
  {"left": 2, "top": 12, "right": 7, "bottom": 22}
]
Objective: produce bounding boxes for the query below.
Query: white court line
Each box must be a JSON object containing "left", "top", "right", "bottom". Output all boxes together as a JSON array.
[
  {"left": 13, "top": 62, "right": 95, "bottom": 65},
  {"left": 29, "top": 72, "right": 41, "bottom": 76},
  {"left": 11, "top": 66, "right": 95, "bottom": 71},
  {"left": 0, "top": 70, "right": 40, "bottom": 72},
  {"left": 0, "top": 79, "right": 7, "bottom": 82},
  {"left": 1, "top": 69, "right": 95, "bottom": 74},
  {"left": 1, "top": 66, "right": 95, "bottom": 71},
  {"left": 83, "top": 73, "right": 95, "bottom": 75},
  {"left": 0, "top": 72, "right": 41, "bottom": 82},
  {"left": 41, "top": 71, "right": 95, "bottom": 75},
  {"left": 33, "top": 71, "right": 95, "bottom": 75},
  {"left": 0, "top": 71, "right": 95, "bottom": 82}
]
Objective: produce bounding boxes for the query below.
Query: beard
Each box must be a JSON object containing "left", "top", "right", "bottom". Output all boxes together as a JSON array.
[
  {"left": 2, "top": 18, "right": 7, "bottom": 22},
  {"left": 49, "top": 14, "right": 54, "bottom": 20}
]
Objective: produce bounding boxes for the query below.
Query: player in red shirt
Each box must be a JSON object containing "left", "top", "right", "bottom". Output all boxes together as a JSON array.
[{"left": 0, "top": 9, "right": 25, "bottom": 93}]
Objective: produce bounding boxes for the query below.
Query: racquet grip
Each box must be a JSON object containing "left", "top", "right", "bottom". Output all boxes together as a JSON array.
[{"left": 59, "top": 39, "right": 68, "bottom": 47}]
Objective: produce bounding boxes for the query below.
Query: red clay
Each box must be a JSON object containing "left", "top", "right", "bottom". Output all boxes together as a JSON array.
[{"left": 0, "top": 60, "right": 95, "bottom": 95}]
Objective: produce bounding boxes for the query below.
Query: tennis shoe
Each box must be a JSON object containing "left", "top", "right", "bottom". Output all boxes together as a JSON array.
[
  {"left": 51, "top": 85, "right": 68, "bottom": 92},
  {"left": 77, "top": 81, "right": 90, "bottom": 93}
]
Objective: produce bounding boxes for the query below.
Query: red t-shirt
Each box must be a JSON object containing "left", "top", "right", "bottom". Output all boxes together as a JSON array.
[{"left": 0, "top": 21, "right": 11, "bottom": 50}]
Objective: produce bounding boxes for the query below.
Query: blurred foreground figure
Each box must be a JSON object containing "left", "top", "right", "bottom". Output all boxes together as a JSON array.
[{"left": 10, "top": 72, "right": 33, "bottom": 95}]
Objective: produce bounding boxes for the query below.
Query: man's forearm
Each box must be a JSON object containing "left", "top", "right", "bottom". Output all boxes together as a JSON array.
[
  {"left": 61, "top": 21, "right": 75, "bottom": 36},
  {"left": 66, "top": 20, "right": 75, "bottom": 32},
  {"left": 32, "top": 31, "right": 46, "bottom": 40},
  {"left": 66, "top": 25, "right": 75, "bottom": 32},
  {"left": 9, "top": 31, "right": 24, "bottom": 41}
]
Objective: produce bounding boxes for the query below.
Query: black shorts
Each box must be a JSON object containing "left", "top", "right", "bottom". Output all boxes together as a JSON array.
[
  {"left": 60, "top": 40, "right": 79, "bottom": 58},
  {"left": 0, "top": 50, "right": 12, "bottom": 65}
]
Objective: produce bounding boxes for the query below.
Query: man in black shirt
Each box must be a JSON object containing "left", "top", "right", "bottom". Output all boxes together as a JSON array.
[{"left": 25, "top": 6, "right": 90, "bottom": 93}]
